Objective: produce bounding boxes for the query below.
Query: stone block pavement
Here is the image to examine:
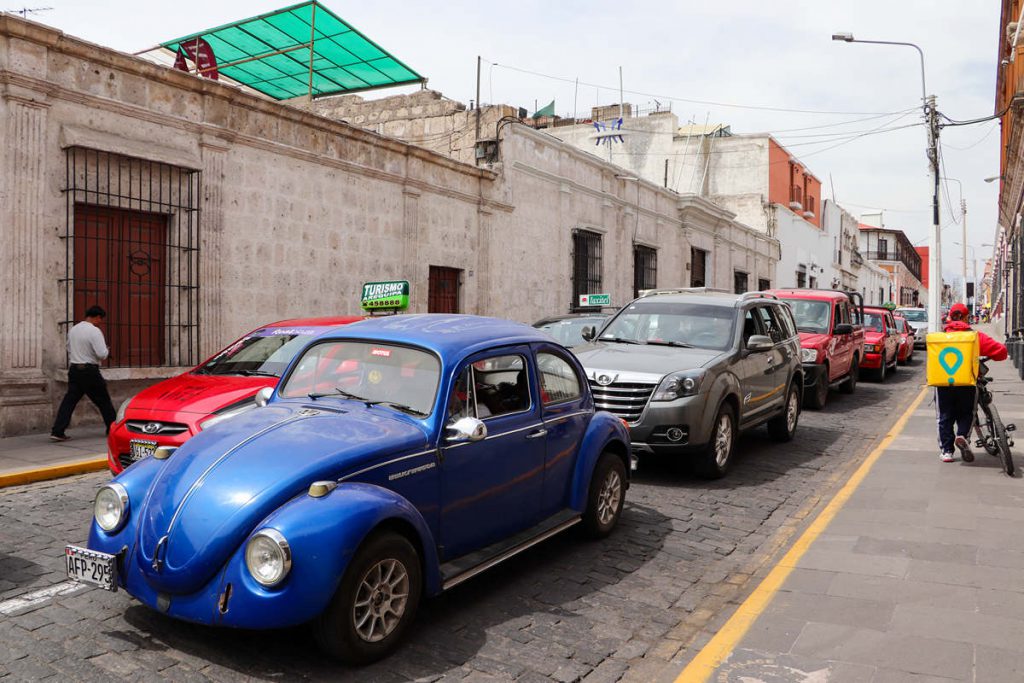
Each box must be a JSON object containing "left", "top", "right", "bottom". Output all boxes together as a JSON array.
[{"left": 684, "top": 329, "right": 1024, "bottom": 683}]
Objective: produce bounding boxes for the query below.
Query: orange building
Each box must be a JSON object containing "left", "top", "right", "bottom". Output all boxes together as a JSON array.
[
  {"left": 768, "top": 138, "right": 822, "bottom": 229},
  {"left": 995, "top": 1, "right": 1024, "bottom": 330},
  {"left": 914, "top": 246, "right": 930, "bottom": 299}
]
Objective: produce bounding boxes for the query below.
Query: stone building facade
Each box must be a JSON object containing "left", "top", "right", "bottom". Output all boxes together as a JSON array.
[{"left": 0, "top": 15, "right": 777, "bottom": 435}]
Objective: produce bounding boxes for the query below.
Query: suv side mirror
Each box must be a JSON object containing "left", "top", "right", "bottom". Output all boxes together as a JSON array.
[
  {"left": 746, "top": 334, "right": 773, "bottom": 352},
  {"left": 833, "top": 323, "right": 853, "bottom": 335},
  {"left": 446, "top": 416, "right": 487, "bottom": 443},
  {"left": 581, "top": 326, "right": 596, "bottom": 342}
]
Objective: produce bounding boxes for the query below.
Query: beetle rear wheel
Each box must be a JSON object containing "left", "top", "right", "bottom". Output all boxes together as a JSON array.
[{"left": 314, "top": 532, "right": 422, "bottom": 664}]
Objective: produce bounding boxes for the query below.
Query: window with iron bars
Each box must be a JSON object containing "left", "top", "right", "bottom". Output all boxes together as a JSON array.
[
  {"left": 62, "top": 147, "right": 201, "bottom": 368},
  {"left": 734, "top": 270, "right": 749, "bottom": 294},
  {"left": 572, "top": 229, "right": 603, "bottom": 311},
  {"left": 633, "top": 245, "right": 657, "bottom": 297}
]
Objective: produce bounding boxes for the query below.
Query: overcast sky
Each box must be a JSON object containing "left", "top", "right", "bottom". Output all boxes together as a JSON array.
[{"left": 19, "top": 0, "right": 1002, "bottom": 282}]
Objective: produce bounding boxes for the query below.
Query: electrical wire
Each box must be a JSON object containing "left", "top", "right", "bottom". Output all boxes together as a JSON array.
[
  {"left": 939, "top": 100, "right": 1013, "bottom": 128},
  {"left": 941, "top": 122, "right": 998, "bottom": 151},
  {"left": 484, "top": 59, "right": 919, "bottom": 117}
]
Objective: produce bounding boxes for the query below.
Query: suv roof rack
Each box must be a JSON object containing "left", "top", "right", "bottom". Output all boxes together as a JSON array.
[
  {"left": 740, "top": 292, "right": 779, "bottom": 301},
  {"left": 638, "top": 287, "right": 731, "bottom": 297}
]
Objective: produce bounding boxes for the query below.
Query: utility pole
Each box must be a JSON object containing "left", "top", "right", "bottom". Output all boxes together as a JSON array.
[
  {"left": 960, "top": 197, "right": 968, "bottom": 306},
  {"left": 927, "top": 95, "right": 942, "bottom": 331}
]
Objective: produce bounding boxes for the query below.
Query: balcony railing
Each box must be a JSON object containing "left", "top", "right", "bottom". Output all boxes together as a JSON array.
[{"left": 862, "top": 251, "right": 921, "bottom": 281}]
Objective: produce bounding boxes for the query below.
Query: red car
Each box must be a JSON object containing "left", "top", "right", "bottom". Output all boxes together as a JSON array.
[
  {"left": 107, "top": 316, "right": 362, "bottom": 473},
  {"left": 894, "top": 315, "right": 915, "bottom": 364},
  {"left": 768, "top": 289, "right": 865, "bottom": 410},
  {"left": 859, "top": 306, "right": 900, "bottom": 381}
]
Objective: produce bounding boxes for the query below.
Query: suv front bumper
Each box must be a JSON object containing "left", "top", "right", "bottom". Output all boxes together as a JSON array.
[
  {"left": 802, "top": 362, "right": 827, "bottom": 387},
  {"left": 628, "top": 394, "right": 716, "bottom": 456}
]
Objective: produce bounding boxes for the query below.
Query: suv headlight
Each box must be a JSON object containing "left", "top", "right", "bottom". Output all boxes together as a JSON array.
[
  {"left": 115, "top": 393, "right": 138, "bottom": 424},
  {"left": 651, "top": 370, "right": 706, "bottom": 401},
  {"left": 199, "top": 399, "right": 257, "bottom": 431},
  {"left": 94, "top": 483, "right": 129, "bottom": 533},
  {"left": 245, "top": 529, "right": 292, "bottom": 587},
  {"left": 800, "top": 348, "right": 820, "bottom": 363}
]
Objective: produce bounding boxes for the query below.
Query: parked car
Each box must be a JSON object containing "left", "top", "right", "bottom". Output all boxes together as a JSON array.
[
  {"left": 67, "top": 315, "right": 631, "bottom": 663},
  {"left": 106, "top": 316, "right": 363, "bottom": 474},
  {"left": 895, "top": 307, "right": 929, "bottom": 348},
  {"left": 860, "top": 306, "right": 901, "bottom": 381},
  {"left": 533, "top": 312, "right": 612, "bottom": 347},
  {"left": 572, "top": 289, "right": 804, "bottom": 479},
  {"left": 894, "top": 315, "right": 915, "bottom": 364},
  {"left": 768, "top": 289, "right": 865, "bottom": 410}
]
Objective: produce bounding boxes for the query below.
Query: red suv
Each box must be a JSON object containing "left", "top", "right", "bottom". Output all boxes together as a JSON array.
[
  {"left": 860, "top": 306, "right": 901, "bottom": 381},
  {"left": 106, "top": 316, "right": 362, "bottom": 473},
  {"left": 769, "top": 289, "right": 865, "bottom": 409}
]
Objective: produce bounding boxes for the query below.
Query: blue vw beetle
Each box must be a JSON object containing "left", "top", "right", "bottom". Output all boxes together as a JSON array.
[{"left": 68, "top": 315, "right": 631, "bottom": 663}]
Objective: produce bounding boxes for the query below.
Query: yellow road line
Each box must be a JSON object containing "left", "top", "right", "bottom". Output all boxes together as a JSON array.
[
  {"left": 675, "top": 386, "right": 929, "bottom": 683},
  {"left": 0, "top": 455, "right": 108, "bottom": 488}
]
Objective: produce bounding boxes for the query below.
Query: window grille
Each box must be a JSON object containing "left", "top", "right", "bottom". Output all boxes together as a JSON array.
[
  {"left": 690, "top": 247, "right": 707, "bottom": 287},
  {"left": 633, "top": 245, "right": 657, "bottom": 297},
  {"left": 572, "top": 230, "right": 603, "bottom": 311},
  {"left": 61, "top": 147, "right": 201, "bottom": 368},
  {"left": 758, "top": 278, "right": 771, "bottom": 291},
  {"left": 734, "top": 271, "right": 749, "bottom": 294}
]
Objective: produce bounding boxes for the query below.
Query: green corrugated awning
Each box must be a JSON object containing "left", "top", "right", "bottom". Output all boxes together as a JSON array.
[{"left": 160, "top": 1, "right": 425, "bottom": 100}]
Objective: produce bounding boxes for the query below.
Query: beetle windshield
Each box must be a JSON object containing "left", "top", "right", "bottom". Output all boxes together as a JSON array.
[
  {"left": 195, "top": 327, "right": 329, "bottom": 377},
  {"left": 781, "top": 299, "right": 831, "bottom": 334},
  {"left": 599, "top": 302, "right": 735, "bottom": 351},
  {"left": 279, "top": 341, "right": 440, "bottom": 416}
]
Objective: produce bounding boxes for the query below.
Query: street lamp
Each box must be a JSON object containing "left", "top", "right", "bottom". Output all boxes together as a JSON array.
[
  {"left": 984, "top": 175, "right": 1004, "bottom": 183},
  {"left": 832, "top": 32, "right": 941, "bottom": 331}
]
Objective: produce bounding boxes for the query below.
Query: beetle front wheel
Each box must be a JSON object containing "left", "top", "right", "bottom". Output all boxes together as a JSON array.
[
  {"left": 314, "top": 532, "right": 422, "bottom": 664},
  {"left": 581, "top": 452, "right": 626, "bottom": 539}
]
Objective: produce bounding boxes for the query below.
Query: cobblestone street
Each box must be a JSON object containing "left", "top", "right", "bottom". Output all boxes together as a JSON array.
[{"left": 0, "top": 364, "right": 925, "bottom": 682}]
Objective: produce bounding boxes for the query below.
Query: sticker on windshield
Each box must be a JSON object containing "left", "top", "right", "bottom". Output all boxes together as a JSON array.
[
  {"left": 368, "top": 370, "right": 383, "bottom": 384},
  {"left": 266, "top": 328, "right": 322, "bottom": 336},
  {"left": 371, "top": 348, "right": 392, "bottom": 358}
]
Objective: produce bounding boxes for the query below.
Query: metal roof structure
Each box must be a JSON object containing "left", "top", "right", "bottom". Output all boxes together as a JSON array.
[{"left": 158, "top": 1, "right": 425, "bottom": 100}]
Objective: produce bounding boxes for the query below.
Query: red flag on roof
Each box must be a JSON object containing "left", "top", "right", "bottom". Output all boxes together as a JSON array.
[
  {"left": 173, "top": 48, "right": 189, "bottom": 72},
  {"left": 179, "top": 37, "right": 219, "bottom": 80}
]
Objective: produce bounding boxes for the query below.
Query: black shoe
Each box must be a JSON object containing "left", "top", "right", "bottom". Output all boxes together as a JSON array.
[{"left": 49, "top": 433, "right": 70, "bottom": 442}]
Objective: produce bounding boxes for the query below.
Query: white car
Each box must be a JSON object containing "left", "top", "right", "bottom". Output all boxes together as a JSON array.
[{"left": 895, "top": 307, "right": 929, "bottom": 348}]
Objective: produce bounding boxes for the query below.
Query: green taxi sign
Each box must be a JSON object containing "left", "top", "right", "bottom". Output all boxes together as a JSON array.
[
  {"left": 579, "top": 293, "right": 611, "bottom": 307},
  {"left": 361, "top": 280, "right": 410, "bottom": 311}
]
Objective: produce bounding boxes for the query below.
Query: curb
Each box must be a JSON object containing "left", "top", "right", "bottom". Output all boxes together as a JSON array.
[{"left": 0, "top": 456, "right": 108, "bottom": 488}]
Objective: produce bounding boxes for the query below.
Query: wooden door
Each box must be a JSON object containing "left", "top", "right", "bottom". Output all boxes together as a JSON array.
[{"left": 428, "top": 266, "right": 461, "bottom": 314}]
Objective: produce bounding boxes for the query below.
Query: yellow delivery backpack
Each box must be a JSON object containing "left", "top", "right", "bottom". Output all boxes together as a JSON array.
[{"left": 926, "top": 331, "right": 980, "bottom": 387}]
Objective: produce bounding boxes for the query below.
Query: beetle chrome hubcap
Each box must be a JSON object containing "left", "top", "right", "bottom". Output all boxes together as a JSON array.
[
  {"left": 596, "top": 470, "right": 622, "bottom": 525},
  {"left": 353, "top": 558, "right": 409, "bottom": 643},
  {"left": 714, "top": 414, "right": 732, "bottom": 467}
]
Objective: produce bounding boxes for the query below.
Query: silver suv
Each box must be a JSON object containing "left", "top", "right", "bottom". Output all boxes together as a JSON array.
[{"left": 572, "top": 290, "right": 804, "bottom": 478}]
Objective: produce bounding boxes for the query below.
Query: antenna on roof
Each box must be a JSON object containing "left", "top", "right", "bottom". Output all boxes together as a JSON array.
[{"left": 6, "top": 6, "right": 52, "bottom": 17}]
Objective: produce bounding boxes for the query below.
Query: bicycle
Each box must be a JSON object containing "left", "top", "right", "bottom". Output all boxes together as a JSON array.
[{"left": 973, "top": 357, "right": 1017, "bottom": 476}]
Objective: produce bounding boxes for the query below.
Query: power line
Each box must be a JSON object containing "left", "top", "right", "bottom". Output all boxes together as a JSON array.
[
  {"left": 941, "top": 121, "right": 998, "bottom": 151},
  {"left": 485, "top": 59, "right": 919, "bottom": 117}
]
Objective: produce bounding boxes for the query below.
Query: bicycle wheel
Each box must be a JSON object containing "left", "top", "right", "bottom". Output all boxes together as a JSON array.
[{"left": 983, "top": 403, "right": 1014, "bottom": 476}]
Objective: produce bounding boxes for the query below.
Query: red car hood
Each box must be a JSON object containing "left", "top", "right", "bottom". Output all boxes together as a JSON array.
[
  {"left": 798, "top": 332, "right": 831, "bottom": 349},
  {"left": 863, "top": 331, "right": 885, "bottom": 344},
  {"left": 126, "top": 372, "right": 274, "bottom": 416}
]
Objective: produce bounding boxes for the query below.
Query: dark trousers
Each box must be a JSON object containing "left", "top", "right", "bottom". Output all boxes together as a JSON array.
[
  {"left": 52, "top": 365, "right": 116, "bottom": 436},
  {"left": 935, "top": 385, "right": 976, "bottom": 453}
]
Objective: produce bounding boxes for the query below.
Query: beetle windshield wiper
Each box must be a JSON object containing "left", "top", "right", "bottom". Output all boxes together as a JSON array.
[
  {"left": 599, "top": 336, "right": 644, "bottom": 344},
  {"left": 366, "top": 400, "right": 428, "bottom": 417},
  {"left": 646, "top": 340, "right": 695, "bottom": 348},
  {"left": 307, "top": 387, "right": 370, "bottom": 403}
]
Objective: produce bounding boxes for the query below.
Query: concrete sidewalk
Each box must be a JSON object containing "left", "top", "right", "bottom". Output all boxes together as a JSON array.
[
  {"left": 683, "top": 332, "right": 1024, "bottom": 682},
  {"left": 0, "top": 425, "right": 108, "bottom": 485}
]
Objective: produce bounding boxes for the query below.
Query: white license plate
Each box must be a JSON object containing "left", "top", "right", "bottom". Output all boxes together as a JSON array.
[
  {"left": 65, "top": 545, "right": 117, "bottom": 591},
  {"left": 129, "top": 439, "right": 157, "bottom": 463}
]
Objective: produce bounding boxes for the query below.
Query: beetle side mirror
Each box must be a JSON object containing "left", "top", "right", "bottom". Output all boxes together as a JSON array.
[
  {"left": 834, "top": 323, "right": 853, "bottom": 335},
  {"left": 581, "top": 326, "right": 596, "bottom": 342},
  {"left": 446, "top": 416, "right": 487, "bottom": 443},
  {"left": 254, "top": 387, "right": 273, "bottom": 407},
  {"left": 746, "top": 335, "right": 774, "bottom": 353}
]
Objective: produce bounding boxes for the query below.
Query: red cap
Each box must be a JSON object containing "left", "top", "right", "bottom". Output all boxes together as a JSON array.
[{"left": 949, "top": 303, "right": 969, "bottom": 318}]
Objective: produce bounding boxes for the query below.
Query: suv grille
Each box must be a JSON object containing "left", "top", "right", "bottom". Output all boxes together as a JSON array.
[{"left": 588, "top": 381, "right": 657, "bottom": 422}]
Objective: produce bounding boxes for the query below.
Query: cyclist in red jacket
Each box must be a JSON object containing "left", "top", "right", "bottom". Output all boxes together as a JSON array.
[{"left": 936, "top": 303, "right": 1008, "bottom": 462}]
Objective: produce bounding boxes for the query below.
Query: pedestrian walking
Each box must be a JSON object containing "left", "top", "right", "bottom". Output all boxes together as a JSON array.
[
  {"left": 50, "top": 305, "right": 117, "bottom": 441},
  {"left": 935, "top": 302, "right": 1007, "bottom": 462}
]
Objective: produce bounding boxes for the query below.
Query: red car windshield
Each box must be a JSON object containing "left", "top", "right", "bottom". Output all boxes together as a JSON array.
[
  {"left": 195, "top": 328, "right": 326, "bottom": 377},
  {"left": 863, "top": 313, "right": 885, "bottom": 333},
  {"left": 781, "top": 299, "right": 831, "bottom": 334}
]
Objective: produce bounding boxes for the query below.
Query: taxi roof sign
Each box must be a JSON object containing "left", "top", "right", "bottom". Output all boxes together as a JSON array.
[{"left": 361, "top": 280, "right": 409, "bottom": 312}]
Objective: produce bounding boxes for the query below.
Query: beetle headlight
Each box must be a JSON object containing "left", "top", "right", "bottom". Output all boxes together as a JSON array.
[
  {"left": 800, "top": 348, "right": 820, "bottom": 363},
  {"left": 115, "top": 394, "right": 138, "bottom": 424},
  {"left": 245, "top": 529, "right": 291, "bottom": 587},
  {"left": 94, "top": 483, "right": 129, "bottom": 533},
  {"left": 652, "top": 370, "right": 705, "bottom": 401}
]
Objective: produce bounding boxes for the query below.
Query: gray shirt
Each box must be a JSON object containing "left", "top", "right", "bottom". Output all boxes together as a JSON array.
[{"left": 68, "top": 320, "right": 109, "bottom": 365}]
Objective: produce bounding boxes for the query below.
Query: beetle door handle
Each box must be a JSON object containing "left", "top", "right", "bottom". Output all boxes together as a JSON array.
[{"left": 526, "top": 428, "right": 548, "bottom": 439}]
